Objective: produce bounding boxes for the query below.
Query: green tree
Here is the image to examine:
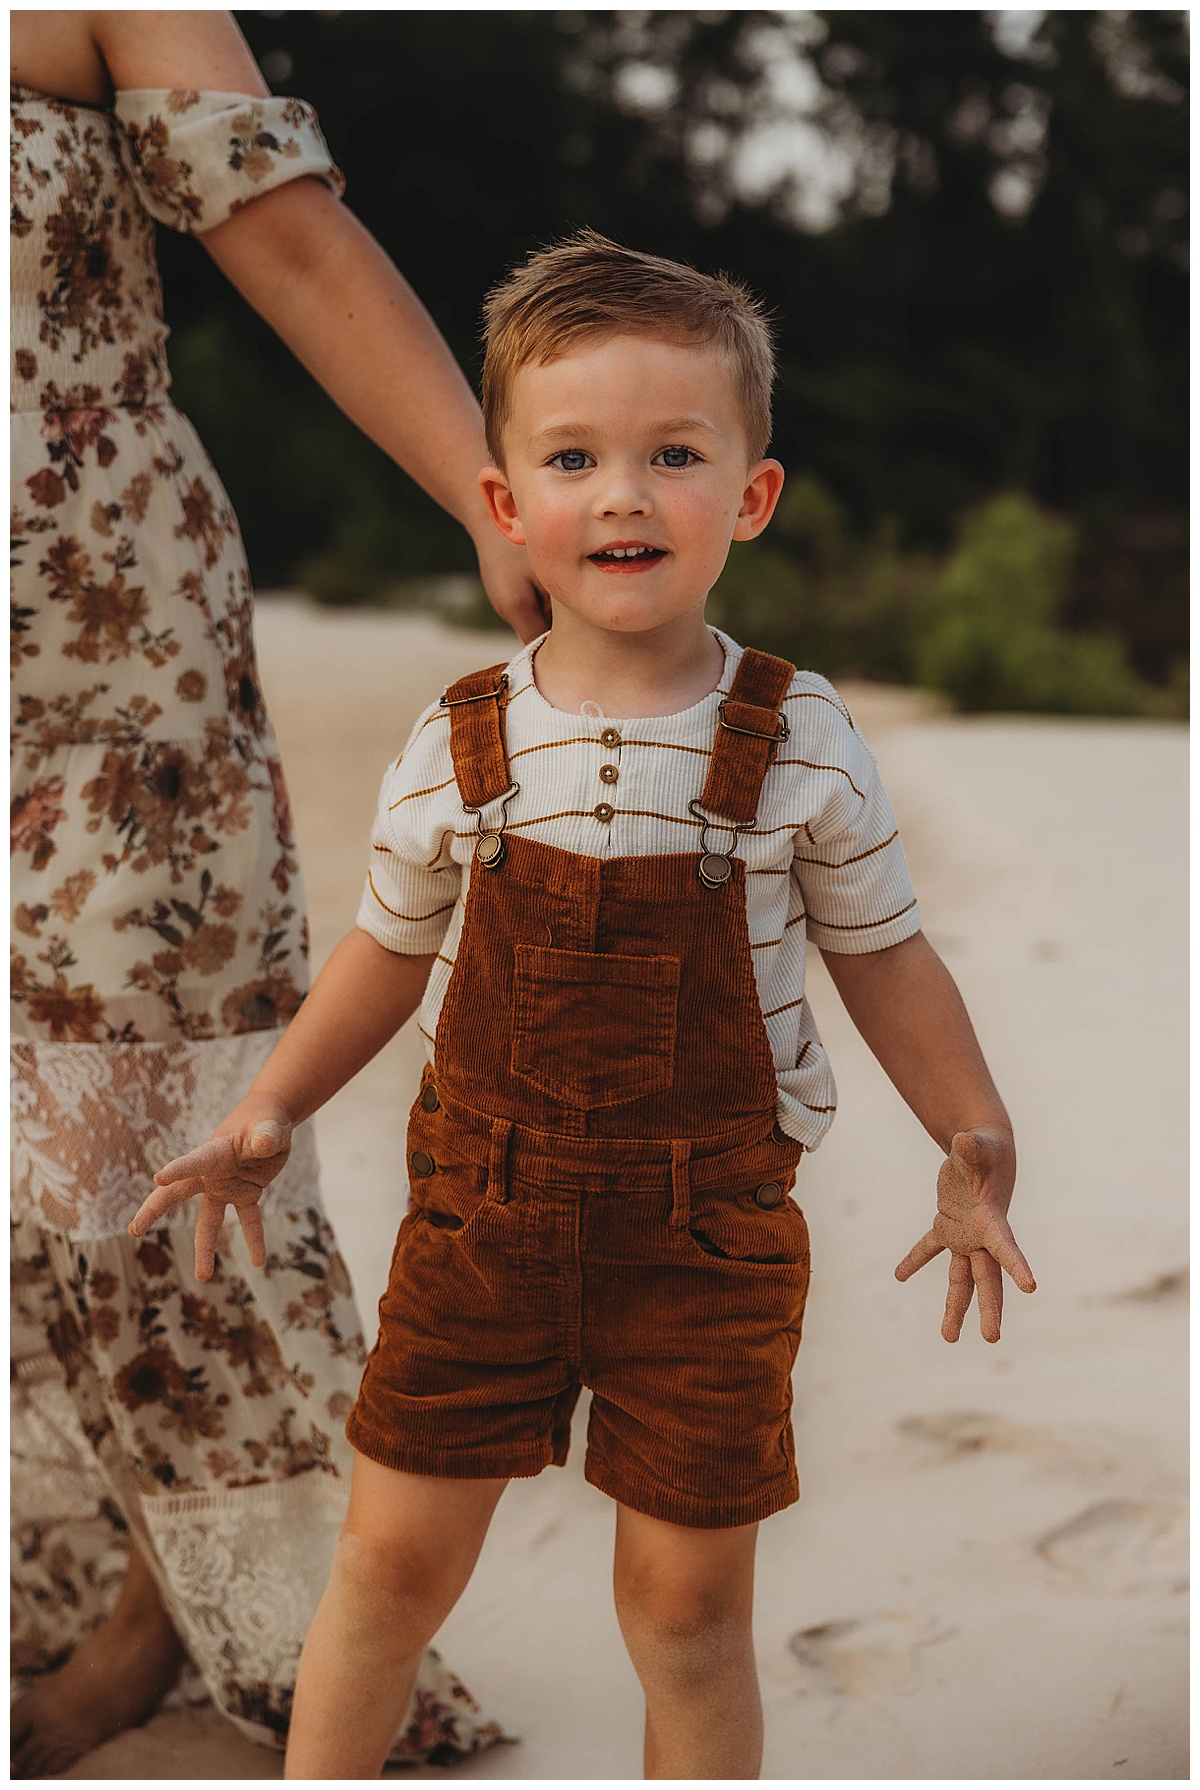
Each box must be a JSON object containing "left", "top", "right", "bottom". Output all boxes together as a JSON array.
[{"left": 154, "top": 12, "right": 1185, "bottom": 704}]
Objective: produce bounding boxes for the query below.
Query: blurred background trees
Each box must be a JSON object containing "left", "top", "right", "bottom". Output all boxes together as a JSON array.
[{"left": 162, "top": 9, "right": 1188, "bottom": 715}]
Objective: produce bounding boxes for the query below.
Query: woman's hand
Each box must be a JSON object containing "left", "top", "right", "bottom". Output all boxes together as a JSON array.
[
  {"left": 128, "top": 1095, "right": 295, "bottom": 1283},
  {"left": 895, "top": 1127, "right": 1035, "bottom": 1343},
  {"left": 472, "top": 529, "right": 548, "bottom": 642}
]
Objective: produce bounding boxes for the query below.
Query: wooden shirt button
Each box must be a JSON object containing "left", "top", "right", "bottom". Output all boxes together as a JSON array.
[
  {"left": 410, "top": 1150, "right": 435, "bottom": 1177},
  {"left": 600, "top": 727, "right": 621, "bottom": 748},
  {"left": 599, "top": 764, "right": 618, "bottom": 784},
  {"left": 754, "top": 1181, "right": 783, "bottom": 1208},
  {"left": 593, "top": 803, "right": 615, "bottom": 823}
]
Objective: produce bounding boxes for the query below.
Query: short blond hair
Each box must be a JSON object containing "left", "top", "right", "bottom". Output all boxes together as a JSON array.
[{"left": 481, "top": 228, "right": 775, "bottom": 464}]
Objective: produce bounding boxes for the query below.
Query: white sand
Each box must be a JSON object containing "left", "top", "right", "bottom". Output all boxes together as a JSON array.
[{"left": 59, "top": 600, "right": 1188, "bottom": 1780}]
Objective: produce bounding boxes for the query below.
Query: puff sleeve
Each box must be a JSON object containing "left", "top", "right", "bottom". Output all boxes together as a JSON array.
[{"left": 114, "top": 89, "right": 344, "bottom": 233}]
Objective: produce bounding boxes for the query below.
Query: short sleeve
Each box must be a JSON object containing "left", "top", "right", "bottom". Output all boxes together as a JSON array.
[
  {"left": 114, "top": 89, "right": 344, "bottom": 234},
  {"left": 791, "top": 678, "right": 921, "bottom": 955},
  {"left": 356, "top": 708, "right": 462, "bottom": 956}
]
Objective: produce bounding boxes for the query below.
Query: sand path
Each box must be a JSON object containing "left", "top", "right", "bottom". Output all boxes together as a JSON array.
[{"left": 58, "top": 601, "right": 1187, "bottom": 1780}]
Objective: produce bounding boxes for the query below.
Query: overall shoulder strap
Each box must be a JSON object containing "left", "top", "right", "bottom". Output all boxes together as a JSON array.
[
  {"left": 699, "top": 648, "right": 795, "bottom": 826},
  {"left": 441, "top": 663, "right": 512, "bottom": 809}
]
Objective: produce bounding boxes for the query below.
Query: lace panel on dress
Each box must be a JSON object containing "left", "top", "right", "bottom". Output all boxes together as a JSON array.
[{"left": 11, "top": 1033, "right": 321, "bottom": 1238}]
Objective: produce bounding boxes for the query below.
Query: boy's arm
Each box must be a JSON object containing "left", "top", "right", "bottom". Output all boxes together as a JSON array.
[
  {"left": 819, "top": 929, "right": 1035, "bottom": 1343},
  {"left": 128, "top": 929, "right": 433, "bottom": 1280}
]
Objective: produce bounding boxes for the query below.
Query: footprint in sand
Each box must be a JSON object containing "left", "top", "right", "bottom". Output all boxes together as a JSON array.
[
  {"left": 897, "top": 1410, "right": 1063, "bottom": 1460},
  {"left": 1035, "top": 1499, "right": 1188, "bottom": 1596},
  {"left": 896, "top": 1410, "right": 1147, "bottom": 1484},
  {"left": 786, "top": 1612, "right": 954, "bottom": 1696},
  {"left": 1113, "top": 1267, "right": 1189, "bottom": 1304}
]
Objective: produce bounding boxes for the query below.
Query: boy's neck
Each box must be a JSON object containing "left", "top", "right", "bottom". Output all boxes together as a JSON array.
[{"left": 531, "top": 607, "right": 725, "bottom": 720}]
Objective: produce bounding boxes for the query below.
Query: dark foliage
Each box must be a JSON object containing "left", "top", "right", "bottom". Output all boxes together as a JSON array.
[{"left": 158, "top": 11, "right": 1187, "bottom": 699}]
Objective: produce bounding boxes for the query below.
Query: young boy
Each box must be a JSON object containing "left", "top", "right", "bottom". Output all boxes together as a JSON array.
[{"left": 130, "top": 229, "right": 1034, "bottom": 1779}]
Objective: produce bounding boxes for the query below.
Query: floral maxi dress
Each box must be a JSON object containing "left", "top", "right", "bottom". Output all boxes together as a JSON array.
[{"left": 10, "top": 83, "right": 506, "bottom": 1761}]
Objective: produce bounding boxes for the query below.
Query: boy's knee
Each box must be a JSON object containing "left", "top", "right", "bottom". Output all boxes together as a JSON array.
[
  {"left": 615, "top": 1576, "right": 750, "bottom": 1676},
  {"left": 331, "top": 1526, "right": 454, "bottom": 1631}
]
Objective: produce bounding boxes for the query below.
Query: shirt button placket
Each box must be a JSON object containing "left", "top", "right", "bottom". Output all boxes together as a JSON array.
[{"left": 595, "top": 726, "right": 620, "bottom": 826}]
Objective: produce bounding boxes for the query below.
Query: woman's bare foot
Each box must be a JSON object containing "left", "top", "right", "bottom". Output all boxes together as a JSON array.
[{"left": 11, "top": 1541, "right": 187, "bottom": 1778}]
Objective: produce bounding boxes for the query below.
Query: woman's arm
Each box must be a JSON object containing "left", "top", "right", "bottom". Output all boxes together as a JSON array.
[
  {"left": 88, "top": 10, "right": 546, "bottom": 640},
  {"left": 198, "top": 182, "right": 540, "bottom": 626}
]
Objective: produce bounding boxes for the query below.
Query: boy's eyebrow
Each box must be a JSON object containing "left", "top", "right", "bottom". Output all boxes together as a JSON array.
[{"left": 529, "top": 415, "right": 721, "bottom": 447}]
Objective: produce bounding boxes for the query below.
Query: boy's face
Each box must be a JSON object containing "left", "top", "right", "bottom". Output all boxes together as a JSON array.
[{"left": 480, "top": 334, "right": 783, "bottom": 637}]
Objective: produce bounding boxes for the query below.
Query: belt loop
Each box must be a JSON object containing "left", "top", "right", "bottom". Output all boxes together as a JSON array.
[
  {"left": 669, "top": 1140, "right": 692, "bottom": 1228},
  {"left": 487, "top": 1118, "right": 513, "bottom": 1204}
]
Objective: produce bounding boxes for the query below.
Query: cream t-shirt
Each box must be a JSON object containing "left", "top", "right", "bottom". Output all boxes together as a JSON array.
[{"left": 357, "top": 631, "right": 921, "bottom": 1150}]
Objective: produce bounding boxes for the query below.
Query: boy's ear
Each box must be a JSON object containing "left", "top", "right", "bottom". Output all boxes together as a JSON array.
[
  {"left": 478, "top": 467, "right": 526, "bottom": 547},
  {"left": 732, "top": 459, "right": 785, "bottom": 542}
]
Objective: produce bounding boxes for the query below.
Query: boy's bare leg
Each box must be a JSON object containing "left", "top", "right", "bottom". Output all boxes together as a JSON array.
[
  {"left": 613, "top": 1504, "right": 762, "bottom": 1779},
  {"left": 284, "top": 1457, "right": 507, "bottom": 1779},
  {"left": 10, "top": 1536, "right": 186, "bottom": 1779}
]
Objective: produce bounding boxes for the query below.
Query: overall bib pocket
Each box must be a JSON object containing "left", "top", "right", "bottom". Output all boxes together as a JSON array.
[{"left": 511, "top": 944, "right": 680, "bottom": 1109}]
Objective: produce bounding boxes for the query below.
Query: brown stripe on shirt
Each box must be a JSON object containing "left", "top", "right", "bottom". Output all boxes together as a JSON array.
[
  {"left": 763, "top": 995, "right": 806, "bottom": 1019},
  {"left": 773, "top": 758, "right": 868, "bottom": 801},
  {"left": 783, "top": 688, "right": 854, "bottom": 724},
  {"left": 509, "top": 736, "right": 610, "bottom": 760},
  {"left": 796, "top": 829, "right": 899, "bottom": 870},
  {"left": 366, "top": 871, "right": 454, "bottom": 925},
  {"left": 389, "top": 775, "right": 457, "bottom": 809},
  {"left": 622, "top": 737, "right": 712, "bottom": 758},
  {"left": 807, "top": 897, "right": 917, "bottom": 932}
]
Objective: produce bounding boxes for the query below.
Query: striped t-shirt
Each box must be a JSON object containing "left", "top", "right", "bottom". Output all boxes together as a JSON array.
[{"left": 357, "top": 630, "right": 921, "bottom": 1150}]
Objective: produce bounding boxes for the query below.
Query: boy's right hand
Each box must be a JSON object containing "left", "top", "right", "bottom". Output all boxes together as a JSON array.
[{"left": 128, "top": 1097, "right": 294, "bottom": 1283}]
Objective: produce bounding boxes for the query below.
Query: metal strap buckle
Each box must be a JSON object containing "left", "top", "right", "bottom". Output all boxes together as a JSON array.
[
  {"left": 717, "top": 698, "right": 790, "bottom": 744},
  {"left": 440, "top": 674, "right": 509, "bottom": 708}
]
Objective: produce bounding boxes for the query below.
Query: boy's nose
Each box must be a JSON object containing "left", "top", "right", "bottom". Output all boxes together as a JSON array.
[{"left": 593, "top": 472, "right": 653, "bottom": 520}]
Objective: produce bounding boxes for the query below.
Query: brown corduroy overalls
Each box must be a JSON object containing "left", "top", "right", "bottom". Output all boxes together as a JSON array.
[{"left": 346, "top": 649, "right": 812, "bottom": 1528}]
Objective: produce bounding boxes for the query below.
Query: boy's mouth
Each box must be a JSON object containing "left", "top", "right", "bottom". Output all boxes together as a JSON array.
[{"left": 588, "top": 544, "right": 667, "bottom": 572}]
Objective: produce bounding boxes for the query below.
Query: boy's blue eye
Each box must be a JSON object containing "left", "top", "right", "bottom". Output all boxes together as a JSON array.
[
  {"left": 656, "top": 445, "right": 696, "bottom": 469},
  {"left": 551, "top": 450, "right": 592, "bottom": 472}
]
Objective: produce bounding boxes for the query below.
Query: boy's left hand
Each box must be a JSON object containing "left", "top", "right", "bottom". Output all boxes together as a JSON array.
[{"left": 895, "top": 1127, "right": 1035, "bottom": 1343}]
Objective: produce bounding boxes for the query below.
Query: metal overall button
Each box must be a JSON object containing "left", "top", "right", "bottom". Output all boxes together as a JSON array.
[
  {"left": 698, "top": 852, "right": 731, "bottom": 889},
  {"left": 689, "top": 800, "right": 752, "bottom": 890},
  {"left": 771, "top": 1121, "right": 790, "bottom": 1145},
  {"left": 410, "top": 1150, "right": 435, "bottom": 1177},
  {"left": 421, "top": 1084, "right": 440, "bottom": 1112},
  {"left": 754, "top": 1181, "right": 783, "bottom": 1208},
  {"left": 465, "top": 782, "right": 520, "bottom": 871}
]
